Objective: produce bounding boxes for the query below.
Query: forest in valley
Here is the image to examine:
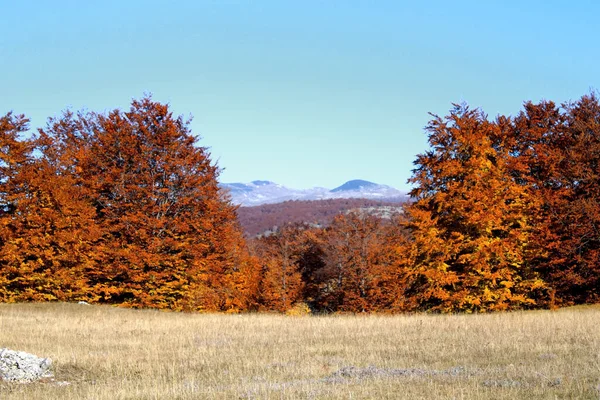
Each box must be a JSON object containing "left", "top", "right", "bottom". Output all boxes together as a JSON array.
[
  {"left": 0, "top": 94, "right": 598, "bottom": 313},
  {"left": 236, "top": 198, "right": 404, "bottom": 237}
]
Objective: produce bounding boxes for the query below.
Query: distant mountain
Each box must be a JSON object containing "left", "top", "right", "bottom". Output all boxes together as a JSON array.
[
  {"left": 224, "top": 181, "right": 278, "bottom": 195},
  {"left": 220, "top": 180, "right": 408, "bottom": 206},
  {"left": 331, "top": 179, "right": 379, "bottom": 192}
]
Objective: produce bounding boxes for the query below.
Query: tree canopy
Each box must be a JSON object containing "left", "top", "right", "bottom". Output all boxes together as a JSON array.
[
  {"left": 0, "top": 96, "right": 259, "bottom": 311},
  {"left": 1, "top": 94, "right": 599, "bottom": 313}
]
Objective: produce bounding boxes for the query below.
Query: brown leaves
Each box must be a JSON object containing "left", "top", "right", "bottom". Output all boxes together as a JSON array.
[
  {"left": 0, "top": 97, "right": 259, "bottom": 311},
  {"left": 1, "top": 93, "right": 599, "bottom": 313},
  {"left": 513, "top": 94, "right": 600, "bottom": 305},
  {"left": 248, "top": 214, "right": 409, "bottom": 313}
]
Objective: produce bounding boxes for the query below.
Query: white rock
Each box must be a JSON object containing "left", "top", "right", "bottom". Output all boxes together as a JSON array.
[{"left": 0, "top": 348, "right": 53, "bottom": 383}]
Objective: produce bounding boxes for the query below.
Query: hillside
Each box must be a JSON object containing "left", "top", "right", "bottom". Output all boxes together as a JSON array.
[{"left": 236, "top": 198, "right": 405, "bottom": 236}]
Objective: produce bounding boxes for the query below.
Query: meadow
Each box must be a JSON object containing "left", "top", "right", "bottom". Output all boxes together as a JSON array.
[{"left": 1, "top": 303, "right": 599, "bottom": 399}]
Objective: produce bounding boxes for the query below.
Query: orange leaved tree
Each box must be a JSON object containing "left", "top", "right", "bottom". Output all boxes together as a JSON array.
[
  {"left": 404, "top": 104, "right": 547, "bottom": 312},
  {"left": 251, "top": 224, "right": 309, "bottom": 312},
  {"left": 0, "top": 112, "right": 99, "bottom": 302},
  {"left": 30, "top": 97, "right": 259, "bottom": 310}
]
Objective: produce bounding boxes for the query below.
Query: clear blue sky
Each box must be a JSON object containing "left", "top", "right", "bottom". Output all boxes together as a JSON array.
[{"left": 1, "top": 1, "right": 598, "bottom": 190}]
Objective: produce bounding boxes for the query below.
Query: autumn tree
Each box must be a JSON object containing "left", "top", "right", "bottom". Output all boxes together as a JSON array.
[
  {"left": 294, "top": 227, "right": 327, "bottom": 310},
  {"left": 0, "top": 113, "right": 98, "bottom": 302},
  {"left": 404, "top": 105, "right": 547, "bottom": 312},
  {"left": 508, "top": 95, "right": 600, "bottom": 305},
  {"left": 317, "top": 212, "right": 403, "bottom": 312},
  {"left": 0, "top": 112, "right": 37, "bottom": 300},
  {"left": 30, "top": 97, "right": 259, "bottom": 310},
  {"left": 555, "top": 95, "right": 600, "bottom": 303},
  {"left": 4, "top": 93, "right": 597, "bottom": 313},
  {"left": 251, "top": 224, "right": 308, "bottom": 312},
  {"left": 0, "top": 112, "right": 30, "bottom": 220}
]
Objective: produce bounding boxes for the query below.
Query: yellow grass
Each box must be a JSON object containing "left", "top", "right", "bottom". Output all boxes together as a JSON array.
[{"left": 0, "top": 303, "right": 599, "bottom": 399}]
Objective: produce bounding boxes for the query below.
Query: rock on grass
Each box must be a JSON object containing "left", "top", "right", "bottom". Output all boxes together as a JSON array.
[{"left": 0, "top": 348, "right": 53, "bottom": 383}]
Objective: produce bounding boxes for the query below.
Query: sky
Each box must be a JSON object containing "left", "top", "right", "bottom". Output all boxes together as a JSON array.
[{"left": 1, "top": 1, "right": 599, "bottom": 190}]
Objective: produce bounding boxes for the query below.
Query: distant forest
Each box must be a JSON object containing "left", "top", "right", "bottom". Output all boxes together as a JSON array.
[
  {"left": 0, "top": 94, "right": 598, "bottom": 313},
  {"left": 236, "top": 198, "right": 404, "bottom": 237}
]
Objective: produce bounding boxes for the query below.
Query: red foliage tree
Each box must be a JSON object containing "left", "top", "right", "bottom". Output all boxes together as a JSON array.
[
  {"left": 318, "top": 212, "right": 404, "bottom": 312},
  {"left": 555, "top": 95, "right": 600, "bottom": 303},
  {"left": 0, "top": 113, "right": 98, "bottom": 301},
  {"left": 0, "top": 97, "right": 260, "bottom": 311},
  {"left": 508, "top": 95, "right": 600, "bottom": 305},
  {"left": 251, "top": 224, "right": 308, "bottom": 312}
]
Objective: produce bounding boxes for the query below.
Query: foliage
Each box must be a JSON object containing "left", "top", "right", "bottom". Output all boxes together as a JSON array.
[
  {"left": 404, "top": 105, "right": 546, "bottom": 312},
  {"left": 508, "top": 95, "right": 600, "bottom": 305},
  {"left": 237, "top": 198, "right": 404, "bottom": 237},
  {"left": 284, "top": 301, "right": 312, "bottom": 316},
  {"left": 0, "top": 97, "right": 259, "bottom": 311},
  {"left": 248, "top": 215, "right": 408, "bottom": 313},
  {"left": 251, "top": 224, "right": 306, "bottom": 312},
  {"left": 1, "top": 93, "right": 599, "bottom": 313},
  {"left": 318, "top": 213, "right": 404, "bottom": 312}
]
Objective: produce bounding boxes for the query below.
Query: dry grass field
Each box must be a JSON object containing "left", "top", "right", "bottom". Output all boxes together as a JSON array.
[{"left": 0, "top": 303, "right": 599, "bottom": 399}]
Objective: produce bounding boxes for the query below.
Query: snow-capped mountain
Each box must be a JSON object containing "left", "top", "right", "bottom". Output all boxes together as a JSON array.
[
  {"left": 331, "top": 179, "right": 386, "bottom": 193},
  {"left": 220, "top": 179, "right": 408, "bottom": 206}
]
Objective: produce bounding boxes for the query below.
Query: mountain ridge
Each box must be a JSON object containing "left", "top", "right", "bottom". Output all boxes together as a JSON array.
[{"left": 220, "top": 179, "right": 408, "bottom": 206}]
